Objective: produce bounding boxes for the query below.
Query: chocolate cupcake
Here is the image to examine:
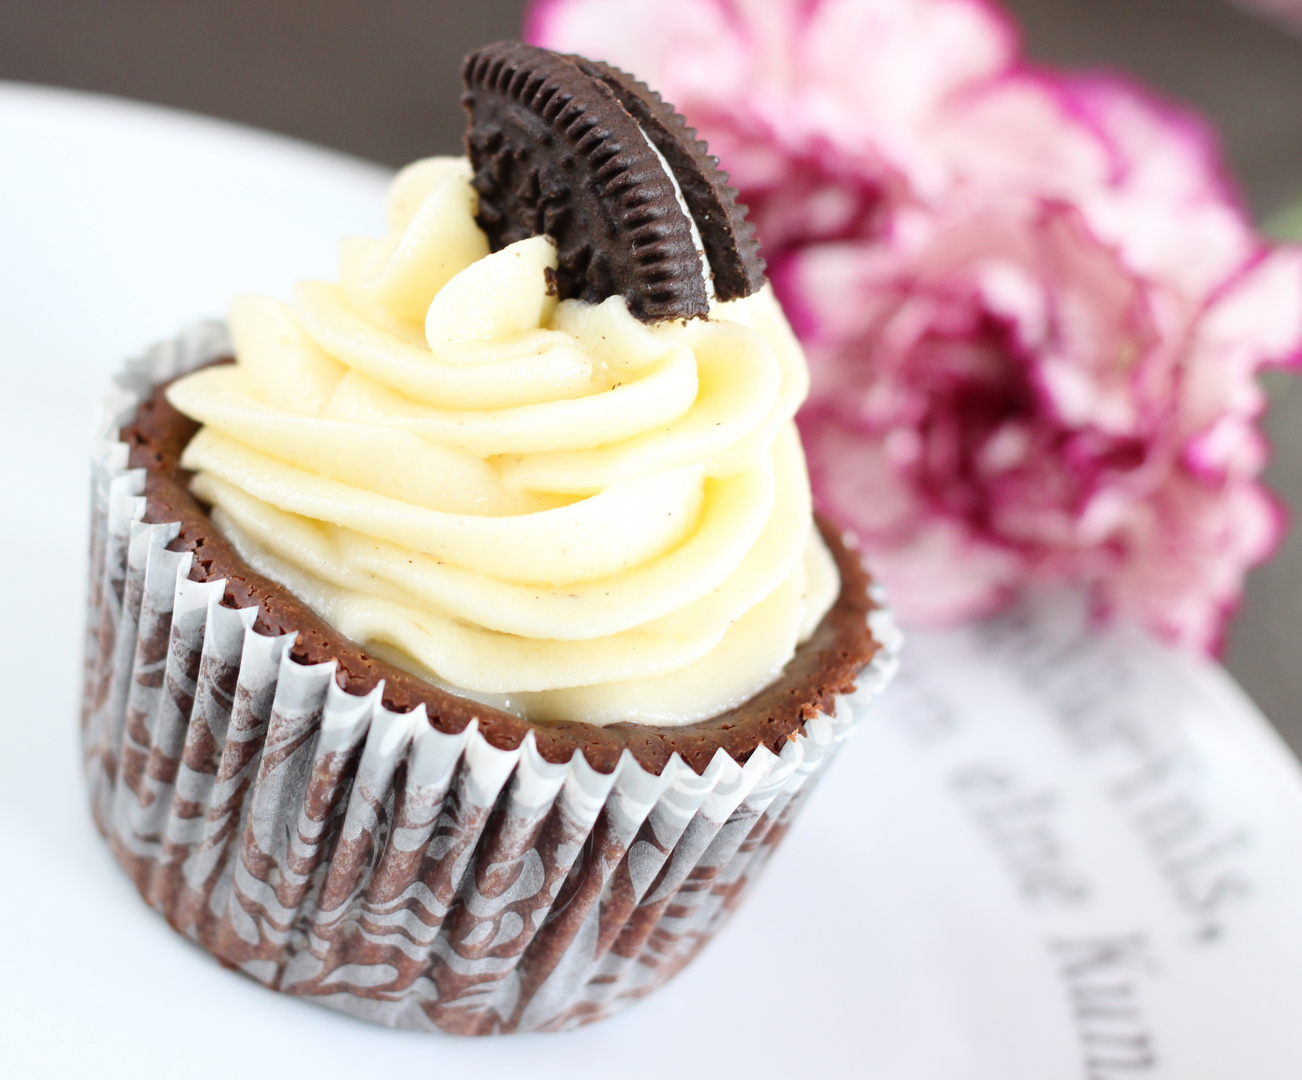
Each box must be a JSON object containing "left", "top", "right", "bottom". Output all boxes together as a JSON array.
[{"left": 82, "top": 42, "right": 900, "bottom": 1034}]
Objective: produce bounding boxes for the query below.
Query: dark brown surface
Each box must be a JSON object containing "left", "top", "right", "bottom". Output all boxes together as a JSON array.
[
  {"left": 463, "top": 42, "right": 712, "bottom": 321},
  {"left": 120, "top": 367, "right": 880, "bottom": 777}
]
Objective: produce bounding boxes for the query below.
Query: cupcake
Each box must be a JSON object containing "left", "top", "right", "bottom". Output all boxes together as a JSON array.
[{"left": 82, "top": 41, "right": 900, "bottom": 1034}]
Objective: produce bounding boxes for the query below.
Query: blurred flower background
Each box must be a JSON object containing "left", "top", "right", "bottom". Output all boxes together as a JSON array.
[{"left": 4, "top": 0, "right": 1302, "bottom": 734}]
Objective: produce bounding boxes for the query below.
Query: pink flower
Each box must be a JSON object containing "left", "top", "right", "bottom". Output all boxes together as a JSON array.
[
  {"left": 529, "top": 0, "right": 1302, "bottom": 651},
  {"left": 793, "top": 195, "right": 1302, "bottom": 648}
]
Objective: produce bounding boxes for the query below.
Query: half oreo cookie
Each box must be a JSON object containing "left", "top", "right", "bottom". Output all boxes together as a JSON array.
[{"left": 461, "top": 41, "right": 766, "bottom": 323}]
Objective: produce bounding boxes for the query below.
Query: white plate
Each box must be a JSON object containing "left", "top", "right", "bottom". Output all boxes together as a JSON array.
[{"left": 3, "top": 82, "right": 1302, "bottom": 1079}]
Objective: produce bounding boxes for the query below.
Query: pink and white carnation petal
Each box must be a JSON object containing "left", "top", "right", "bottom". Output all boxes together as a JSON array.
[
  {"left": 801, "top": 408, "right": 929, "bottom": 537},
  {"left": 857, "top": 519, "right": 1025, "bottom": 628},
  {"left": 1102, "top": 476, "right": 1283, "bottom": 652},
  {"left": 931, "top": 71, "right": 1113, "bottom": 202},
  {"left": 738, "top": 137, "right": 904, "bottom": 257},
  {"left": 1198, "top": 247, "right": 1302, "bottom": 369},
  {"left": 791, "top": 0, "right": 1017, "bottom": 179},
  {"left": 1183, "top": 419, "right": 1269, "bottom": 482},
  {"left": 801, "top": 408, "right": 1023, "bottom": 626},
  {"left": 1057, "top": 74, "right": 1246, "bottom": 214},
  {"left": 788, "top": 183, "right": 1285, "bottom": 647},
  {"left": 1055, "top": 75, "right": 1258, "bottom": 297},
  {"left": 781, "top": 237, "right": 920, "bottom": 359},
  {"left": 803, "top": 196, "right": 1168, "bottom": 436},
  {"left": 1016, "top": 202, "right": 1164, "bottom": 434},
  {"left": 1178, "top": 248, "right": 1302, "bottom": 443},
  {"left": 934, "top": 71, "right": 1255, "bottom": 298}
]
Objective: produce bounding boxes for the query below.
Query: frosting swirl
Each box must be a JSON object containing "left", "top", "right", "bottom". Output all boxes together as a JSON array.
[{"left": 167, "top": 157, "right": 839, "bottom": 726}]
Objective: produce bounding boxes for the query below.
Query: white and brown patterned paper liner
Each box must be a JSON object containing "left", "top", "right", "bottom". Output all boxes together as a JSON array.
[{"left": 81, "top": 323, "right": 903, "bottom": 1035}]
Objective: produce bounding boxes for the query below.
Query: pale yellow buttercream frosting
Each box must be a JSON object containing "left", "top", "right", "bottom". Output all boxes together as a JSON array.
[{"left": 166, "top": 156, "right": 839, "bottom": 726}]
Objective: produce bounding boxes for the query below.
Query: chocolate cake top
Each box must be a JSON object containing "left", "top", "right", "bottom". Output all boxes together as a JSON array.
[{"left": 461, "top": 40, "right": 766, "bottom": 322}]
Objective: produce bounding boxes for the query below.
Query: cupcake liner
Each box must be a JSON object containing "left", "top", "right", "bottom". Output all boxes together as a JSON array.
[{"left": 81, "top": 324, "right": 902, "bottom": 1034}]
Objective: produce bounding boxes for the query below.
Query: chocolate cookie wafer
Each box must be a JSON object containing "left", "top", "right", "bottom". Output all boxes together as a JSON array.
[
  {"left": 461, "top": 40, "right": 766, "bottom": 322},
  {"left": 571, "top": 55, "right": 766, "bottom": 303}
]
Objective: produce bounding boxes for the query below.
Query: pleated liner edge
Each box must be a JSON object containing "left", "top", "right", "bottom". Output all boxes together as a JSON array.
[{"left": 80, "top": 321, "right": 903, "bottom": 1034}]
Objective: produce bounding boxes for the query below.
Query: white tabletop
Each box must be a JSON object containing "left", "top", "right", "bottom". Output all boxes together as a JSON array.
[{"left": 3, "top": 81, "right": 1302, "bottom": 1079}]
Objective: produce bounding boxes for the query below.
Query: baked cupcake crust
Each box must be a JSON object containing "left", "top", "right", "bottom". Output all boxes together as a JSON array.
[{"left": 122, "top": 364, "right": 881, "bottom": 775}]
